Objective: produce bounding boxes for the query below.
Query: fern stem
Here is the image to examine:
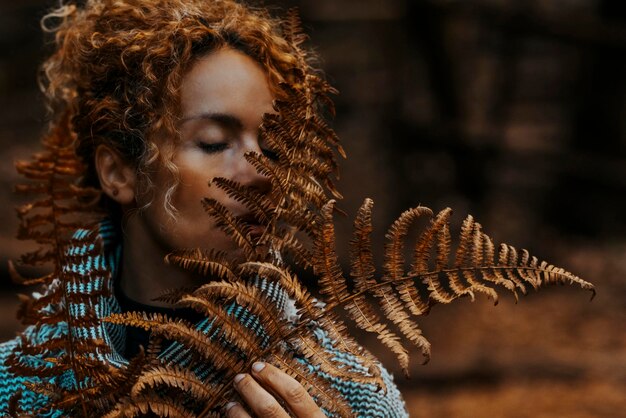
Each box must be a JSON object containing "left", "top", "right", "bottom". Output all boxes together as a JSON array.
[
  {"left": 325, "top": 266, "right": 593, "bottom": 312},
  {"left": 47, "top": 145, "right": 89, "bottom": 417}
]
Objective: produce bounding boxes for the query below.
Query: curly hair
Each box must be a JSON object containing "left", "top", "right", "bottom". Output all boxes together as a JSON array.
[{"left": 40, "top": 0, "right": 317, "bottom": 217}]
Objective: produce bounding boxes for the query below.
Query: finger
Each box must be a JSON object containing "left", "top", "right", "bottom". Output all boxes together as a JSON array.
[
  {"left": 250, "top": 362, "right": 325, "bottom": 418},
  {"left": 225, "top": 402, "right": 251, "bottom": 418},
  {"left": 233, "top": 373, "right": 290, "bottom": 418}
]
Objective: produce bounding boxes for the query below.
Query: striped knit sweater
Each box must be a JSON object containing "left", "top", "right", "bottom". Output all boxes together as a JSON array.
[{"left": 0, "top": 220, "right": 408, "bottom": 417}]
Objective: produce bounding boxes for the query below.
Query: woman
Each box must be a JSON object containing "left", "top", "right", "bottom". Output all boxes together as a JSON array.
[{"left": 0, "top": 0, "right": 408, "bottom": 416}]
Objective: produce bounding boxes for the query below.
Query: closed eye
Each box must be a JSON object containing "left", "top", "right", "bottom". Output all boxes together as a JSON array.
[
  {"left": 261, "top": 148, "right": 279, "bottom": 161},
  {"left": 197, "top": 141, "right": 229, "bottom": 154}
]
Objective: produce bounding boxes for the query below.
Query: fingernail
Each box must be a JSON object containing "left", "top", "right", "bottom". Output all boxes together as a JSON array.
[
  {"left": 252, "top": 362, "right": 266, "bottom": 373},
  {"left": 234, "top": 373, "right": 246, "bottom": 385},
  {"left": 225, "top": 402, "right": 238, "bottom": 412}
]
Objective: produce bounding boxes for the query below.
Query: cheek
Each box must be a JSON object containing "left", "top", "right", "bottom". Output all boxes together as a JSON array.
[
  {"left": 174, "top": 166, "right": 228, "bottom": 215},
  {"left": 173, "top": 151, "right": 239, "bottom": 207}
]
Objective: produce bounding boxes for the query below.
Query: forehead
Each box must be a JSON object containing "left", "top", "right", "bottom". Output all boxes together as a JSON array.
[{"left": 179, "top": 47, "right": 275, "bottom": 123}]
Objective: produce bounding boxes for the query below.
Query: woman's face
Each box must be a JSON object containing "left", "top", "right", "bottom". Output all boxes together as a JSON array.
[{"left": 136, "top": 47, "right": 274, "bottom": 260}]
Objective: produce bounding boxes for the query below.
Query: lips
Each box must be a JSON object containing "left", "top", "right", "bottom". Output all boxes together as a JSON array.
[{"left": 235, "top": 212, "right": 267, "bottom": 239}]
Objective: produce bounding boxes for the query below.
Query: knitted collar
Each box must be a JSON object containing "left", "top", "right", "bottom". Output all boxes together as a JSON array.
[{"left": 64, "top": 218, "right": 292, "bottom": 367}]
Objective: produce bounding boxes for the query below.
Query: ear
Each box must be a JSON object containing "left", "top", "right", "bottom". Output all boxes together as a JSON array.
[{"left": 95, "top": 144, "right": 136, "bottom": 206}]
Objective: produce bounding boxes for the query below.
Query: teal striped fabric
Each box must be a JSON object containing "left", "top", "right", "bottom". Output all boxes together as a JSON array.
[{"left": 0, "top": 220, "right": 408, "bottom": 416}]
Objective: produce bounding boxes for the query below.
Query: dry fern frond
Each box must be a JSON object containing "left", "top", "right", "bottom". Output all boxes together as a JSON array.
[
  {"left": 201, "top": 198, "right": 259, "bottom": 258},
  {"left": 314, "top": 199, "right": 595, "bottom": 376},
  {"left": 347, "top": 201, "right": 406, "bottom": 363},
  {"left": 193, "top": 281, "right": 291, "bottom": 342},
  {"left": 175, "top": 294, "right": 264, "bottom": 353},
  {"left": 105, "top": 312, "right": 244, "bottom": 372},
  {"left": 267, "top": 351, "right": 353, "bottom": 417},
  {"left": 282, "top": 8, "right": 308, "bottom": 52},
  {"left": 209, "top": 177, "right": 276, "bottom": 224},
  {"left": 130, "top": 365, "right": 217, "bottom": 402},
  {"left": 8, "top": 113, "right": 115, "bottom": 415},
  {"left": 102, "top": 393, "right": 197, "bottom": 418},
  {"left": 313, "top": 201, "right": 349, "bottom": 306},
  {"left": 165, "top": 249, "right": 237, "bottom": 282}
]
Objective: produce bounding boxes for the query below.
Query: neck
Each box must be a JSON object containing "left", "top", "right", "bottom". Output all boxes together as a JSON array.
[{"left": 119, "top": 213, "right": 200, "bottom": 308}]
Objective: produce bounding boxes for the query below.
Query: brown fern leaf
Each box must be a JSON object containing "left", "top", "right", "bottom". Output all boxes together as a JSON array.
[
  {"left": 268, "top": 352, "right": 355, "bottom": 418},
  {"left": 516, "top": 248, "right": 537, "bottom": 287},
  {"left": 209, "top": 177, "right": 276, "bottom": 224},
  {"left": 346, "top": 199, "right": 412, "bottom": 372},
  {"left": 316, "top": 202, "right": 414, "bottom": 365},
  {"left": 6, "top": 363, "right": 72, "bottom": 382},
  {"left": 330, "top": 202, "right": 430, "bottom": 370},
  {"left": 348, "top": 198, "right": 376, "bottom": 289},
  {"left": 193, "top": 279, "right": 362, "bottom": 414},
  {"left": 252, "top": 80, "right": 343, "bottom": 211},
  {"left": 434, "top": 213, "right": 452, "bottom": 268},
  {"left": 275, "top": 169, "right": 328, "bottom": 209},
  {"left": 424, "top": 208, "right": 595, "bottom": 303},
  {"left": 18, "top": 248, "right": 56, "bottom": 267},
  {"left": 152, "top": 287, "right": 202, "bottom": 306},
  {"left": 50, "top": 384, "right": 114, "bottom": 412},
  {"left": 244, "top": 152, "right": 293, "bottom": 201},
  {"left": 257, "top": 227, "right": 313, "bottom": 269},
  {"left": 498, "top": 244, "right": 529, "bottom": 294},
  {"left": 165, "top": 248, "right": 237, "bottom": 281},
  {"left": 287, "top": 331, "right": 381, "bottom": 387},
  {"left": 344, "top": 294, "right": 409, "bottom": 368},
  {"left": 236, "top": 261, "right": 366, "bottom": 363},
  {"left": 373, "top": 286, "right": 431, "bottom": 371},
  {"left": 466, "top": 220, "right": 501, "bottom": 302},
  {"left": 239, "top": 261, "right": 381, "bottom": 384},
  {"left": 93, "top": 346, "right": 150, "bottom": 412},
  {"left": 130, "top": 365, "right": 219, "bottom": 402},
  {"left": 313, "top": 200, "right": 348, "bottom": 305},
  {"left": 18, "top": 336, "right": 107, "bottom": 357},
  {"left": 275, "top": 84, "right": 322, "bottom": 135},
  {"left": 201, "top": 198, "right": 258, "bottom": 258},
  {"left": 175, "top": 294, "right": 264, "bottom": 353},
  {"left": 102, "top": 393, "right": 196, "bottom": 418},
  {"left": 385, "top": 205, "right": 433, "bottom": 316},
  {"left": 261, "top": 114, "right": 340, "bottom": 179},
  {"left": 260, "top": 113, "right": 297, "bottom": 160},
  {"left": 418, "top": 209, "right": 458, "bottom": 304},
  {"left": 283, "top": 8, "right": 308, "bottom": 50},
  {"left": 314, "top": 203, "right": 593, "bottom": 375},
  {"left": 9, "top": 112, "right": 111, "bottom": 416},
  {"left": 311, "top": 200, "right": 372, "bottom": 357},
  {"left": 480, "top": 233, "right": 519, "bottom": 301},
  {"left": 104, "top": 312, "right": 244, "bottom": 372},
  {"left": 180, "top": 265, "right": 383, "bottom": 409},
  {"left": 193, "top": 281, "right": 290, "bottom": 342},
  {"left": 448, "top": 216, "right": 499, "bottom": 303},
  {"left": 273, "top": 204, "right": 319, "bottom": 237}
]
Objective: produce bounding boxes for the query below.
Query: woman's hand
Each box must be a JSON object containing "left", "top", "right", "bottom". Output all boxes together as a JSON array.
[{"left": 225, "top": 362, "right": 326, "bottom": 417}]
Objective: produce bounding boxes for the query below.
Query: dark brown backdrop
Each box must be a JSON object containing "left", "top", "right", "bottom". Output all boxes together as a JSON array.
[{"left": 1, "top": 1, "right": 624, "bottom": 416}]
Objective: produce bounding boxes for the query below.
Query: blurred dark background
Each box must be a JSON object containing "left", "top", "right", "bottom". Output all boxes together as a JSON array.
[{"left": 1, "top": 0, "right": 625, "bottom": 416}]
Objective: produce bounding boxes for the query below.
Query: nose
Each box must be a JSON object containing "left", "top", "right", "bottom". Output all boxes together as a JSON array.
[{"left": 235, "top": 138, "right": 272, "bottom": 195}]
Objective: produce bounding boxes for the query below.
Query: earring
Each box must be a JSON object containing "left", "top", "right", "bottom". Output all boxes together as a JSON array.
[{"left": 112, "top": 188, "right": 119, "bottom": 197}]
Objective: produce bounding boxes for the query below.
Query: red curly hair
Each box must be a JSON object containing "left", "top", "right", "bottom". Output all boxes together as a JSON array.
[{"left": 40, "top": 0, "right": 317, "bottom": 215}]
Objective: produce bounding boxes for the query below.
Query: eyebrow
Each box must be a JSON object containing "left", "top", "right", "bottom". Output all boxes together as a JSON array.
[{"left": 180, "top": 112, "right": 244, "bottom": 129}]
